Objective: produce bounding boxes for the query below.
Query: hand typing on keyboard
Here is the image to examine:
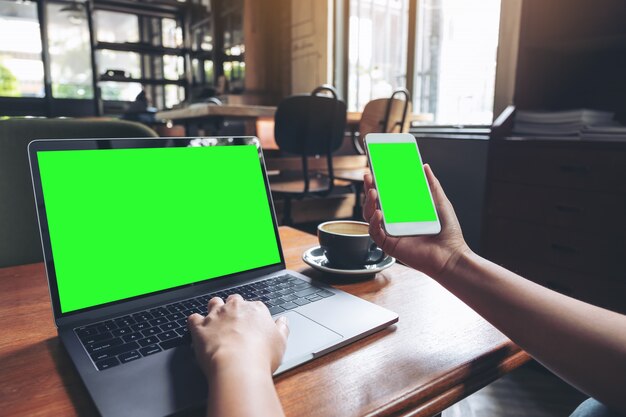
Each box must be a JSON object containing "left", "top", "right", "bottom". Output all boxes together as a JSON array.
[{"left": 187, "top": 294, "right": 289, "bottom": 417}]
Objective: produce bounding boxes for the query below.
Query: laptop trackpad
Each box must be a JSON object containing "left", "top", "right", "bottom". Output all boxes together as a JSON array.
[{"left": 276, "top": 311, "right": 342, "bottom": 371}]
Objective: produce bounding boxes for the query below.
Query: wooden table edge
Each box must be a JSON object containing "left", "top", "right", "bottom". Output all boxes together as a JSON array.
[
  {"left": 364, "top": 348, "right": 531, "bottom": 417},
  {"left": 156, "top": 105, "right": 277, "bottom": 121}
]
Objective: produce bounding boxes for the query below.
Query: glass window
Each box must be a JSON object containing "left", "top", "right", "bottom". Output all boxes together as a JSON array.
[
  {"left": 348, "top": 0, "right": 409, "bottom": 111},
  {"left": 99, "top": 81, "right": 143, "bottom": 101},
  {"left": 164, "top": 84, "right": 184, "bottom": 109},
  {"left": 224, "top": 61, "right": 244, "bottom": 92},
  {"left": 204, "top": 60, "right": 214, "bottom": 84},
  {"left": 163, "top": 55, "right": 185, "bottom": 80},
  {"left": 162, "top": 18, "right": 183, "bottom": 48},
  {"left": 47, "top": 2, "right": 94, "bottom": 99},
  {"left": 94, "top": 10, "right": 140, "bottom": 44},
  {"left": 222, "top": 4, "right": 243, "bottom": 50},
  {"left": 413, "top": 0, "right": 501, "bottom": 125},
  {"left": 191, "top": 16, "right": 213, "bottom": 52},
  {"left": 192, "top": 58, "right": 200, "bottom": 82},
  {"left": 96, "top": 50, "right": 141, "bottom": 79},
  {"left": 0, "top": 0, "right": 44, "bottom": 97}
]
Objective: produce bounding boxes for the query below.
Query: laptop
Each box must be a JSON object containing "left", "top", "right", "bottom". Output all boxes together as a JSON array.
[{"left": 28, "top": 136, "right": 398, "bottom": 417}]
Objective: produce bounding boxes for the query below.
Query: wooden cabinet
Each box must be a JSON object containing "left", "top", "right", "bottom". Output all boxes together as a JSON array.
[
  {"left": 483, "top": 139, "right": 626, "bottom": 312},
  {"left": 485, "top": 0, "right": 626, "bottom": 312}
]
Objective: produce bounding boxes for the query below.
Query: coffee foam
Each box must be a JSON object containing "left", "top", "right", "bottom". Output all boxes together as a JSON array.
[{"left": 320, "top": 222, "right": 369, "bottom": 236}]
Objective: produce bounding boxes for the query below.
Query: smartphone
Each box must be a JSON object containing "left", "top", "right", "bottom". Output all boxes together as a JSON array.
[{"left": 364, "top": 133, "right": 441, "bottom": 236}]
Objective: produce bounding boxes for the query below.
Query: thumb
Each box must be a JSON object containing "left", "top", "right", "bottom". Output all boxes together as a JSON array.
[{"left": 275, "top": 315, "right": 290, "bottom": 343}]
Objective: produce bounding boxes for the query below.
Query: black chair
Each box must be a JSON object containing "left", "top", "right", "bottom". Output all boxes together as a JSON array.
[{"left": 270, "top": 85, "right": 348, "bottom": 225}]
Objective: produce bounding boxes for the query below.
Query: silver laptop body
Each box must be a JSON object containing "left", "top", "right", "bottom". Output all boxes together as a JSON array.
[{"left": 28, "top": 136, "right": 398, "bottom": 417}]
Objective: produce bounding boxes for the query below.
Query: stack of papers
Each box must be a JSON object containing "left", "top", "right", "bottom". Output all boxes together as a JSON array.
[
  {"left": 580, "top": 125, "right": 626, "bottom": 142},
  {"left": 513, "top": 109, "right": 615, "bottom": 136}
]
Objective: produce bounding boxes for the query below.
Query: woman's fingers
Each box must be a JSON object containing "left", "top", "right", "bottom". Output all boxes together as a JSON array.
[
  {"left": 368, "top": 209, "right": 386, "bottom": 247},
  {"left": 275, "top": 315, "right": 290, "bottom": 344},
  {"left": 363, "top": 188, "right": 379, "bottom": 223},
  {"left": 424, "top": 164, "right": 458, "bottom": 228},
  {"left": 207, "top": 297, "right": 224, "bottom": 314},
  {"left": 187, "top": 313, "right": 204, "bottom": 328},
  {"left": 226, "top": 294, "right": 244, "bottom": 304},
  {"left": 363, "top": 172, "right": 373, "bottom": 192}
]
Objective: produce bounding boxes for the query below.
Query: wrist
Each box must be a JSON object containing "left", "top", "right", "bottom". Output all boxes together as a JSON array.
[
  {"left": 208, "top": 348, "right": 273, "bottom": 376},
  {"left": 435, "top": 243, "right": 473, "bottom": 282}
]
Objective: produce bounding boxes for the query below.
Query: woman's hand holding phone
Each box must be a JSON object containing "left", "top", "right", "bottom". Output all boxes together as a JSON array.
[{"left": 363, "top": 164, "right": 470, "bottom": 280}]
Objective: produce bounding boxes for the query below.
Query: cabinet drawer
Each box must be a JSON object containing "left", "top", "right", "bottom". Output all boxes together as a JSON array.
[
  {"left": 484, "top": 217, "right": 626, "bottom": 279},
  {"left": 489, "top": 145, "right": 626, "bottom": 192},
  {"left": 486, "top": 181, "right": 626, "bottom": 234},
  {"left": 491, "top": 255, "right": 626, "bottom": 313}
]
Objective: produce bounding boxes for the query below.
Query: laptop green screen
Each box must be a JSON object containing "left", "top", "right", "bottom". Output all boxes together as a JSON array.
[{"left": 37, "top": 145, "right": 281, "bottom": 313}]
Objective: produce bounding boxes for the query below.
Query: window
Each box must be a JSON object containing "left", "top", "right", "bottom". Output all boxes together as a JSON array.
[
  {"left": 223, "top": 61, "right": 244, "bottom": 93},
  {"left": 215, "top": 0, "right": 244, "bottom": 93},
  {"left": 413, "top": 0, "right": 500, "bottom": 125},
  {"left": 47, "top": 2, "right": 94, "bottom": 99},
  {"left": 0, "top": 0, "right": 44, "bottom": 97},
  {"left": 0, "top": 0, "right": 237, "bottom": 115},
  {"left": 162, "top": 17, "right": 183, "bottom": 49},
  {"left": 163, "top": 55, "right": 185, "bottom": 81},
  {"left": 100, "top": 81, "right": 143, "bottom": 102},
  {"left": 96, "top": 50, "right": 142, "bottom": 102},
  {"left": 164, "top": 85, "right": 185, "bottom": 109},
  {"left": 96, "top": 50, "right": 142, "bottom": 79},
  {"left": 93, "top": 9, "right": 186, "bottom": 109},
  {"left": 191, "top": 22, "right": 213, "bottom": 52},
  {"left": 347, "top": 0, "right": 501, "bottom": 125},
  {"left": 348, "top": 0, "right": 409, "bottom": 112},
  {"left": 94, "top": 10, "right": 140, "bottom": 44}
]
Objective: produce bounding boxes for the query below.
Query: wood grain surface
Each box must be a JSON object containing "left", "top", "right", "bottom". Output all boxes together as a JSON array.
[{"left": 0, "top": 227, "right": 529, "bottom": 416}]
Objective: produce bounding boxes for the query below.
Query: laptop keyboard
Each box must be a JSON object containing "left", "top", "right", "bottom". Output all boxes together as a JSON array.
[{"left": 74, "top": 274, "right": 335, "bottom": 371}]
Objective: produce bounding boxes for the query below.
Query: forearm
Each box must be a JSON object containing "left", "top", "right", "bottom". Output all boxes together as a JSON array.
[
  {"left": 432, "top": 250, "right": 626, "bottom": 413},
  {"left": 206, "top": 358, "right": 285, "bottom": 417}
]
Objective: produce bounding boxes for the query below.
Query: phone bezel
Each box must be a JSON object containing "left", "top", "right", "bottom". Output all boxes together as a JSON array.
[{"left": 364, "top": 133, "right": 441, "bottom": 236}]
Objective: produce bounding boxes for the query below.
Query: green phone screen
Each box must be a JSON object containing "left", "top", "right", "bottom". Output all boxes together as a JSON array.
[
  {"left": 368, "top": 142, "right": 437, "bottom": 224},
  {"left": 37, "top": 145, "right": 281, "bottom": 313}
]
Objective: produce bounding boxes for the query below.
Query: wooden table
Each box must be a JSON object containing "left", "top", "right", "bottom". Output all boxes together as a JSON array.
[
  {"left": 156, "top": 104, "right": 277, "bottom": 137},
  {"left": 0, "top": 227, "right": 530, "bottom": 417}
]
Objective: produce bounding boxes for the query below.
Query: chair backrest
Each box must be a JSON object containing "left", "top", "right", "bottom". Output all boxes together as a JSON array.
[
  {"left": 274, "top": 86, "right": 347, "bottom": 157},
  {"left": 0, "top": 118, "right": 158, "bottom": 268},
  {"left": 355, "top": 89, "right": 412, "bottom": 153}
]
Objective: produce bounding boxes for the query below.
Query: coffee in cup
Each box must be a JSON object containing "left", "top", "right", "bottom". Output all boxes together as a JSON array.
[{"left": 317, "top": 220, "right": 385, "bottom": 269}]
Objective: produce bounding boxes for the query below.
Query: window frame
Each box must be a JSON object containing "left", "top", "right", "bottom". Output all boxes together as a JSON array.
[{"left": 338, "top": 0, "right": 501, "bottom": 129}]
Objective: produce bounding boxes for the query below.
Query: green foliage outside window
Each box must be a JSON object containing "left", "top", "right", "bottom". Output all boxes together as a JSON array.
[
  {"left": 100, "top": 84, "right": 122, "bottom": 101},
  {"left": 53, "top": 83, "right": 94, "bottom": 99},
  {"left": 0, "top": 62, "right": 19, "bottom": 97}
]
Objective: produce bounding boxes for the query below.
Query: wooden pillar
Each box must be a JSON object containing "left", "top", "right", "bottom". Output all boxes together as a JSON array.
[
  {"left": 290, "top": 0, "right": 334, "bottom": 94},
  {"left": 243, "top": 0, "right": 292, "bottom": 104}
]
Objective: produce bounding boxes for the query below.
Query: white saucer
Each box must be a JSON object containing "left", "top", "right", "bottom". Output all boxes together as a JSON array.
[{"left": 302, "top": 246, "right": 395, "bottom": 276}]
